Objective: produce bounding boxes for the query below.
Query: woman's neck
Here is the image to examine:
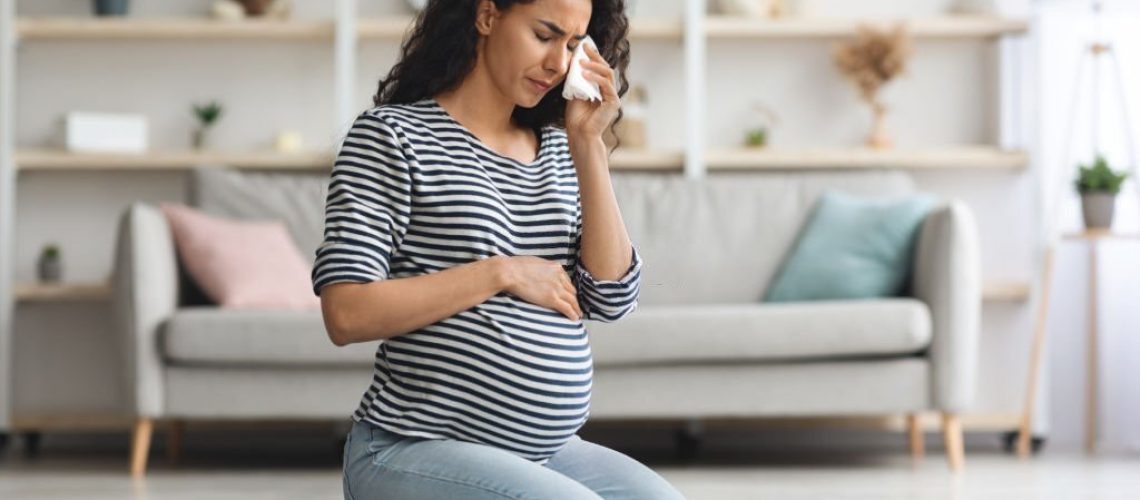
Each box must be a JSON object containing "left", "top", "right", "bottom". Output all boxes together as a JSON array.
[{"left": 434, "top": 62, "right": 517, "bottom": 139}]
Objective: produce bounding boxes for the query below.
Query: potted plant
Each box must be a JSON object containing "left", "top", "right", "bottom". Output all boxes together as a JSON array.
[
  {"left": 93, "top": 0, "right": 129, "bottom": 16},
  {"left": 191, "top": 101, "right": 224, "bottom": 150},
  {"left": 833, "top": 24, "right": 912, "bottom": 150},
  {"left": 1074, "top": 154, "right": 1129, "bottom": 230},
  {"left": 37, "top": 244, "right": 62, "bottom": 283},
  {"left": 743, "top": 103, "right": 779, "bottom": 149}
]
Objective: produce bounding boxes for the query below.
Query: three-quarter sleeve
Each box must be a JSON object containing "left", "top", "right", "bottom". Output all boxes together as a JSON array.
[
  {"left": 311, "top": 112, "right": 413, "bottom": 296},
  {"left": 570, "top": 207, "right": 644, "bottom": 323}
]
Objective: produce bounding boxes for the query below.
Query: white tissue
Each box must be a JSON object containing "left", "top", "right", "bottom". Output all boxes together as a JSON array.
[{"left": 562, "top": 36, "right": 603, "bottom": 102}]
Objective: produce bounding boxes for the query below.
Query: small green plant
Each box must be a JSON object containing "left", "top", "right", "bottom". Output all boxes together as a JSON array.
[
  {"left": 193, "top": 101, "right": 224, "bottom": 127},
  {"left": 1074, "top": 154, "right": 1129, "bottom": 195},
  {"left": 41, "top": 244, "right": 59, "bottom": 258},
  {"left": 745, "top": 128, "right": 768, "bottom": 148},
  {"left": 192, "top": 101, "right": 224, "bottom": 149}
]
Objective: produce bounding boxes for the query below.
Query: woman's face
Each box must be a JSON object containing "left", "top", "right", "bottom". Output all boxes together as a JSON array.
[{"left": 477, "top": 0, "right": 593, "bottom": 108}]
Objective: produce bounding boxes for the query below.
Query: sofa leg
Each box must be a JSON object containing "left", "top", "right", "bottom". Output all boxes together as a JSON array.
[
  {"left": 166, "top": 420, "right": 184, "bottom": 464},
  {"left": 130, "top": 418, "right": 154, "bottom": 477},
  {"left": 906, "top": 413, "right": 924, "bottom": 460},
  {"left": 941, "top": 412, "right": 964, "bottom": 472}
]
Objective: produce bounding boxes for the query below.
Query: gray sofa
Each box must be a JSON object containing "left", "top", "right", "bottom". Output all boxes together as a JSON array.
[{"left": 112, "top": 167, "right": 979, "bottom": 475}]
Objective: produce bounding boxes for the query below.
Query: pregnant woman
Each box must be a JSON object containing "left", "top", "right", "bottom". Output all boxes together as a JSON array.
[{"left": 311, "top": 0, "right": 685, "bottom": 498}]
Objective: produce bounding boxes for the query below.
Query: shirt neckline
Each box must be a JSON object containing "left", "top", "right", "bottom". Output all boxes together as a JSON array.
[{"left": 423, "top": 97, "right": 548, "bottom": 169}]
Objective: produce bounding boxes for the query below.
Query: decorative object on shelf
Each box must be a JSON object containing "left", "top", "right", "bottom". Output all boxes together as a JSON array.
[
  {"left": 62, "top": 112, "right": 148, "bottom": 153},
  {"left": 743, "top": 103, "right": 779, "bottom": 149},
  {"left": 833, "top": 24, "right": 912, "bottom": 150},
  {"left": 951, "top": 0, "right": 997, "bottom": 15},
  {"left": 210, "top": 0, "right": 247, "bottom": 21},
  {"left": 234, "top": 0, "right": 292, "bottom": 19},
  {"left": 404, "top": 0, "right": 428, "bottom": 12},
  {"left": 610, "top": 85, "right": 647, "bottom": 150},
  {"left": 93, "top": 0, "right": 129, "bottom": 17},
  {"left": 191, "top": 101, "right": 224, "bottom": 150},
  {"left": 274, "top": 130, "right": 303, "bottom": 154},
  {"left": 37, "top": 244, "right": 62, "bottom": 283},
  {"left": 265, "top": 0, "right": 293, "bottom": 20},
  {"left": 711, "top": 0, "right": 786, "bottom": 17},
  {"left": 1074, "top": 154, "right": 1128, "bottom": 230}
]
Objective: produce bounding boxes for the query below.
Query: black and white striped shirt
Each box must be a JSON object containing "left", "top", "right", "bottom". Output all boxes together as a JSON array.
[{"left": 311, "top": 98, "right": 643, "bottom": 463}]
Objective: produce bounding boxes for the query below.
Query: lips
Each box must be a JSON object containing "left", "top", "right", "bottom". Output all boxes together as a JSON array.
[{"left": 527, "top": 78, "right": 552, "bottom": 93}]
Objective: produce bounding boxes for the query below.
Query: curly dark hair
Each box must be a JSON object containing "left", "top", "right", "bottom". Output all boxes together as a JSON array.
[{"left": 373, "top": 0, "right": 630, "bottom": 144}]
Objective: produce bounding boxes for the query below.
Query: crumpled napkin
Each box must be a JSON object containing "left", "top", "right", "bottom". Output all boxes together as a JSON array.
[{"left": 562, "top": 35, "right": 602, "bottom": 102}]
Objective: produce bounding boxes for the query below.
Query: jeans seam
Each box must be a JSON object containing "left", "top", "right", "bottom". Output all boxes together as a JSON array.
[{"left": 371, "top": 460, "right": 527, "bottom": 499}]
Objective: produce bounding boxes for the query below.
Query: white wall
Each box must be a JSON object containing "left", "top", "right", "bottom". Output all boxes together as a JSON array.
[{"left": 7, "top": 0, "right": 1069, "bottom": 449}]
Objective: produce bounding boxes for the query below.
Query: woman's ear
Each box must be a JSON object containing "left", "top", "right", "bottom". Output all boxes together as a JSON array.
[{"left": 475, "top": 0, "right": 498, "bottom": 36}]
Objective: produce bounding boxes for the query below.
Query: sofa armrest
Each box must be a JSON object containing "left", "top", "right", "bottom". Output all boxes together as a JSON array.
[
  {"left": 111, "top": 203, "right": 178, "bottom": 418},
  {"left": 912, "top": 200, "right": 981, "bottom": 413}
]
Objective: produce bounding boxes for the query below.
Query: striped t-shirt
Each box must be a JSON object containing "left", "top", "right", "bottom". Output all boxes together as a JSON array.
[{"left": 311, "top": 98, "right": 643, "bottom": 464}]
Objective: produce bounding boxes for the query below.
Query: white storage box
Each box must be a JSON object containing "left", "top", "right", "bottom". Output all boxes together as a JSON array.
[{"left": 62, "top": 112, "right": 148, "bottom": 153}]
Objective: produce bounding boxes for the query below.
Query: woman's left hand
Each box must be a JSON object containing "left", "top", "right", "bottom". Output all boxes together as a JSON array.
[{"left": 565, "top": 43, "right": 620, "bottom": 142}]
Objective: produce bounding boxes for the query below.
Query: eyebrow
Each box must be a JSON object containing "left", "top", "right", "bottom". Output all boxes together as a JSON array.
[{"left": 538, "top": 20, "right": 587, "bottom": 41}]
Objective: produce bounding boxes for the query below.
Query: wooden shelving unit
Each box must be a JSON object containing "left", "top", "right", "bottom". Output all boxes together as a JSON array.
[
  {"left": 0, "top": 4, "right": 1037, "bottom": 441},
  {"left": 706, "top": 147, "right": 1030, "bottom": 171},
  {"left": 704, "top": 15, "right": 1028, "bottom": 39}
]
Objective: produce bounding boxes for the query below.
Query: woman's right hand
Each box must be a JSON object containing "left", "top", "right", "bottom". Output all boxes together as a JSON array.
[{"left": 501, "top": 256, "right": 583, "bottom": 321}]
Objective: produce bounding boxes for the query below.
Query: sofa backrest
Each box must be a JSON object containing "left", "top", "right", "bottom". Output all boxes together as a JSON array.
[
  {"left": 190, "top": 167, "right": 329, "bottom": 266},
  {"left": 189, "top": 166, "right": 916, "bottom": 305},
  {"left": 610, "top": 170, "right": 916, "bottom": 305}
]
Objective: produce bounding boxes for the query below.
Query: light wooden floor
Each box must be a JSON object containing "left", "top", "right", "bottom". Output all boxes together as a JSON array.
[{"left": 1, "top": 429, "right": 1138, "bottom": 499}]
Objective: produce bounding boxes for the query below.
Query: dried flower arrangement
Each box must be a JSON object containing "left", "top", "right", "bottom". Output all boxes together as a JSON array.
[{"left": 833, "top": 24, "right": 913, "bottom": 149}]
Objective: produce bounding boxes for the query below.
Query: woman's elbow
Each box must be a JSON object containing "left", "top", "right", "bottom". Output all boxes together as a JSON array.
[{"left": 320, "top": 293, "right": 363, "bottom": 346}]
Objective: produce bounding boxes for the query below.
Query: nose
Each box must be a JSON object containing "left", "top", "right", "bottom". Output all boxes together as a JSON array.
[{"left": 543, "top": 45, "right": 571, "bottom": 79}]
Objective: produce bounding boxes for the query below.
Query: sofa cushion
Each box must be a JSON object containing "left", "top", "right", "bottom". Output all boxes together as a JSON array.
[
  {"left": 160, "top": 203, "right": 320, "bottom": 310},
  {"left": 765, "top": 190, "right": 936, "bottom": 302},
  {"left": 609, "top": 170, "right": 916, "bottom": 306},
  {"left": 162, "top": 307, "right": 377, "bottom": 366},
  {"left": 587, "top": 299, "right": 932, "bottom": 367}
]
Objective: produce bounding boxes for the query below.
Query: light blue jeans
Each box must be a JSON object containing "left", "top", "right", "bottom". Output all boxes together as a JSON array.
[{"left": 342, "top": 419, "right": 687, "bottom": 499}]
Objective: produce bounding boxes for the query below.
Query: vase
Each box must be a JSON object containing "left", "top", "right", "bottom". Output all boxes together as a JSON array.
[
  {"left": 38, "top": 253, "right": 62, "bottom": 283},
  {"left": 94, "top": 0, "right": 129, "bottom": 16},
  {"left": 192, "top": 128, "right": 210, "bottom": 150},
  {"left": 868, "top": 103, "right": 893, "bottom": 150},
  {"left": 1081, "top": 192, "right": 1116, "bottom": 230}
]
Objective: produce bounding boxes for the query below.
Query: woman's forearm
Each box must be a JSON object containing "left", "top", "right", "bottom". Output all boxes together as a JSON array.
[
  {"left": 569, "top": 134, "right": 633, "bottom": 280},
  {"left": 322, "top": 255, "right": 513, "bottom": 345}
]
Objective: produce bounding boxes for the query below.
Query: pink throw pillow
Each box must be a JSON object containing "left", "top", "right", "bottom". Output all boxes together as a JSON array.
[{"left": 159, "top": 203, "right": 320, "bottom": 310}]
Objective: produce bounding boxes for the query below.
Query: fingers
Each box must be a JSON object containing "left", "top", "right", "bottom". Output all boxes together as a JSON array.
[
  {"left": 557, "top": 295, "right": 583, "bottom": 322},
  {"left": 580, "top": 60, "right": 615, "bottom": 83},
  {"left": 584, "top": 42, "right": 606, "bottom": 65},
  {"left": 582, "top": 69, "right": 619, "bottom": 102},
  {"left": 560, "top": 273, "right": 583, "bottom": 320}
]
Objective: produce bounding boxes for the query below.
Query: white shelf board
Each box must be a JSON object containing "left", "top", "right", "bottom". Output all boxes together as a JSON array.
[
  {"left": 15, "top": 150, "right": 333, "bottom": 171},
  {"left": 706, "top": 147, "right": 1030, "bottom": 170},
  {"left": 705, "top": 15, "right": 1029, "bottom": 39},
  {"left": 16, "top": 18, "right": 335, "bottom": 40},
  {"left": 15, "top": 282, "right": 112, "bottom": 302},
  {"left": 358, "top": 16, "right": 684, "bottom": 41}
]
